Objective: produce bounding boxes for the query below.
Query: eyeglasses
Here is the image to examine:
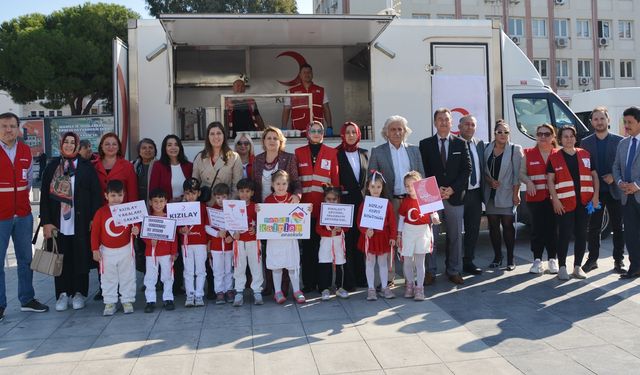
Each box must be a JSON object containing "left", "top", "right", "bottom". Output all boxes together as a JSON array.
[
  {"left": 308, "top": 129, "right": 323, "bottom": 135},
  {"left": 236, "top": 141, "right": 250, "bottom": 146},
  {"left": 495, "top": 130, "right": 510, "bottom": 135},
  {"left": 536, "top": 132, "right": 552, "bottom": 137}
]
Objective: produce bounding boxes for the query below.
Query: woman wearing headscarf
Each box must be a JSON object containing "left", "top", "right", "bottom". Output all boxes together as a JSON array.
[
  {"left": 336, "top": 122, "right": 369, "bottom": 290},
  {"left": 295, "top": 121, "right": 340, "bottom": 293},
  {"left": 40, "top": 132, "right": 102, "bottom": 311}
]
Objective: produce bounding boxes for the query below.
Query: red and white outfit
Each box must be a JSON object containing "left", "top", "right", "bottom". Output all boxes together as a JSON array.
[
  {"left": 143, "top": 213, "right": 177, "bottom": 303},
  {"left": 182, "top": 202, "right": 208, "bottom": 299},
  {"left": 285, "top": 83, "right": 328, "bottom": 131},
  {"left": 206, "top": 204, "right": 234, "bottom": 294},
  {"left": 0, "top": 141, "right": 31, "bottom": 220},
  {"left": 295, "top": 144, "right": 340, "bottom": 219},
  {"left": 316, "top": 222, "right": 347, "bottom": 265},
  {"left": 524, "top": 147, "right": 556, "bottom": 202},
  {"left": 264, "top": 193, "right": 301, "bottom": 293},
  {"left": 91, "top": 205, "right": 137, "bottom": 305},
  {"left": 548, "top": 148, "right": 595, "bottom": 212},
  {"left": 397, "top": 197, "right": 433, "bottom": 287},
  {"left": 356, "top": 199, "right": 397, "bottom": 290},
  {"left": 233, "top": 202, "right": 263, "bottom": 294}
]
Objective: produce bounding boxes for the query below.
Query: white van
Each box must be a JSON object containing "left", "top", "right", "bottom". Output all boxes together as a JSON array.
[{"left": 570, "top": 87, "right": 639, "bottom": 137}]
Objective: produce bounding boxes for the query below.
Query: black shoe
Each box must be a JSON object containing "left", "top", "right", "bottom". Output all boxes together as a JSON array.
[
  {"left": 20, "top": 299, "right": 49, "bottom": 313},
  {"left": 489, "top": 257, "right": 503, "bottom": 269},
  {"left": 614, "top": 261, "right": 627, "bottom": 274},
  {"left": 144, "top": 302, "right": 155, "bottom": 313},
  {"left": 620, "top": 270, "right": 640, "bottom": 279},
  {"left": 93, "top": 289, "right": 103, "bottom": 301},
  {"left": 261, "top": 288, "right": 273, "bottom": 297},
  {"left": 163, "top": 300, "right": 175, "bottom": 311},
  {"left": 0, "top": 306, "right": 4, "bottom": 322},
  {"left": 506, "top": 264, "right": 516, "bottom": 272},
  {"left": 463, "top": 263, "right": 483, "bottom": 275},
  {"left": 581, "top": 260, "right": 598, "bottom": 273}
]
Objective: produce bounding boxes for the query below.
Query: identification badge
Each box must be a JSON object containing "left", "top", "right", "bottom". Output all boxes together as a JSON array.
[
  {"left": 582, "top": 158, "right": 591, "bottom": 169},
  {"left": 321, "top": 159, "right": 331, "bottom": 170},
  {"left": 22, "top": 169, "right": 28, "bottom": 180}
]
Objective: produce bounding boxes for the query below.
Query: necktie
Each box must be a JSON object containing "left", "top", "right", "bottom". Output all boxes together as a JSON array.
[
  {"left": 626, "top": 137, "right": 637, "bottom": 182},
  {"left": 440, "top": 138, "right": 447, "bottom": 167},
  {"left": 468, "top": 141, "right": 477, "bottom": 186}
]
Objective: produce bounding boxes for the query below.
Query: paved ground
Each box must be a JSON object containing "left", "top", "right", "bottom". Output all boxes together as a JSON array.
[{"left": 1, "top": 203, "right": 640, "bottom": 374}]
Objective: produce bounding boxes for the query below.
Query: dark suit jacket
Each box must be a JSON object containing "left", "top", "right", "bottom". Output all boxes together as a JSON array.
[
  {"left": 420, "top": 134, "right": 472, "bottom": 206},
  {"left": 581, "top": 133, "right": 623, "bottom": 200},
  {"left": 252, "top": 151, "right": 301, "bottom": 202},
  {"left": 368, "top": 142, "right": 425, "bottom": 199},
  {"left": 337, "top": 148, "right": 368, "bottom": 206}
]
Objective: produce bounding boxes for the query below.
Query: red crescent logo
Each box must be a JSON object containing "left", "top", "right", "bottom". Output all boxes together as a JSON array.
[
  {"left": 277, "top": 51, "right": 308, "bottom": 87},
  {"left": 450, "top": 107, "right": 470, "bottom": 136}
]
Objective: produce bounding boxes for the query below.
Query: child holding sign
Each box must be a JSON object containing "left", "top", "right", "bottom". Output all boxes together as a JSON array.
[
  {"left": 260, "top": 170, "right": 306, "bottom": 304},
  {"left": 316, "top": 186, "right": 349, "bottom": 301},
  {"left": 357, "top": 171, "right": 397, "bottom": 301},
  {"left": 231, "top": 179, "right": 263, "bottom": 306},
  {"left": 143, "top": 189, "right": 178, "bottom": 313},
  {"left": 180, "top": 178, "right": 209, "bottom": 308},
  {"left": 205, "top": 183, "right": 235, "bottom": 305},
  {"left": 91, "top": 180, "right": 140, "bottom": 316},
  {"left": 397, "top": 171, "right": 439, "bottom": 301}
]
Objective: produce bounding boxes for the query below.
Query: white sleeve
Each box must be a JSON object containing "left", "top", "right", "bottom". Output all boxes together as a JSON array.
[
  {"left": 284, "top": 96, "right": 291, "bottom": 107},
  {"left": 397, "top": 215, "right": 405, "bottom": 232},
  {"left": 323, "top": 90, "right": 329, "bottom": 104}
]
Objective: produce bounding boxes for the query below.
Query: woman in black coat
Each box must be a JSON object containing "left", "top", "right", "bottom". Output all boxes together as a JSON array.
[
  {"left": 336, "top": 122, "right": 369, "bottom": 290},
  {"left": 40, "top": 132, "right": 102, "bottom": 311}
]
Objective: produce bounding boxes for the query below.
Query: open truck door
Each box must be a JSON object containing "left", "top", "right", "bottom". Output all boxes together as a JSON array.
[{"left": 113, "top": 37, "right": 130, "bottom": 158}]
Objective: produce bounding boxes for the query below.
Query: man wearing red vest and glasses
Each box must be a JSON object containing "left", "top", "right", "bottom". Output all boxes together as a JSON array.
[{"left": 282, "top": 63, "right": 333, "bottom": 135}]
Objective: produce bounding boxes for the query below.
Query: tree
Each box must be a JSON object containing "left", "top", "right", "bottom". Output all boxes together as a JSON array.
[
  {"left": 0, "top": 3, "right": 139, "bottom": 115},
  {"left": 145, "top": 0, "right": 297, "bottom": 17}
]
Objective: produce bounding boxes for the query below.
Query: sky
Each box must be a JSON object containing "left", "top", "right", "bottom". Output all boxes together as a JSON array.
[{"left": 0, "top": 0, "right": 313, "bottom": 23}]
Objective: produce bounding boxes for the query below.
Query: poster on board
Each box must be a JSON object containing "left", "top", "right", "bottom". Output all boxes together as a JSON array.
[{"left": 49, "top": 116, "right": 115, "bottom": 157}]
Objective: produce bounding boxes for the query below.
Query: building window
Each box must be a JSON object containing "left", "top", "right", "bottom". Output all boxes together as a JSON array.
[
  {"left": 533, "top": 59, "right": 548, "bottom": 78},
  {"left": 38, "top": 111, "right": 44, "bottom": 117},
  {"left": 576, "top": 20, "right": 590, "bottom": 38},
  {"left": 30, "top": 111, "right": 37, "bottom": 117},
  {"left": 598, "top": 20, "right": 611, "bottom": 38},
  {"left": 620, "top": 60, "right": 634, "bottom": 78},
  {"left": 461, "top": 15, "right": 478, "bottom": 20},
  {"left": 437, "top": 14, "right": 454, "bottom": 20},
  {"left": 532, "top": 19, "right": 547, "bottom": 37},
  {"left": 509, "top": 17, "right": 525, "bottom": 37},
  {"left": 599, "top": 60, "right": 613, "bottom": 78},
  {"left": 578, "top": 60, "right": 592, "bottom": 77},
  {"left": 556, "top": 59, "right": 570, "bottom": 77},
  {"left": 619, "top": 20, "right": 633, "bottom": 39},
  {"left": 412, "top": 13, "right": 429, "bottom": 19},
  {"left": 554, "top": 19, "right": 569, "bottom": 38},
  {"left": 57, "top": 110, "right": 63, "bottom": 116},
  {"left": 48, "top": 110, "right": 54, "bottom": 117}
]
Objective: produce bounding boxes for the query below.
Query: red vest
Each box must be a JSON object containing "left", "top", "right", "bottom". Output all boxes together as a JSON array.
[
  {"left": 295, "top": 145, "right": 340, "bottom": 219},
  {"left": 289, "top": 83, "right": 325, "bottom": 131},
  {"left": 0, "top": 142, "right": 32, "bottom": 220},
  {"left": 549, "top": 148, "right": 594, "bottom": 212},
  {"left": 524, "top": 147, "right": 556, "bottom": 202}
]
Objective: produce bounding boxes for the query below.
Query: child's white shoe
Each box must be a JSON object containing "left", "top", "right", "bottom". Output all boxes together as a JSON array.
[
  {"left": 122, "top": 302, "right": 134, "bottom": 314},
  {"left": 336, "top": 288, "right": 349, "bottom": 299},
  {"left": 321, "top": 289, "right": 331, "bottom": 301},
  {"left": 185, "top": 294, "right": 195, "bottom": 308},
  {"left": 195, "top": 296, "right": 205, "bottom": 307},
  {"left": 103, "top": 303, "right": 116, "bottom": 316},
  {"left": 233, "top": 293, "right": 244, "bottom": 307},
  {"left": 254, "top": 293, "right": 264, "bottom": 305}
]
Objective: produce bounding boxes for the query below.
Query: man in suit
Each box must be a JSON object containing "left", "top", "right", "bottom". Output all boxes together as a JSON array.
[
  {"left": 369, "top": 115, "right": 425, "bottom": 286},
  {"left": 581, "top": 107, "right": 625, "bottom": 274},
  {"left": 613, "top": 106, "right": 640, "bottom": 279},
  {"left": 420, "top": 108, "right": 471, "bottom": 285},
  {"left": 458, "top": 115, "right": 484, "bottom": 275}
]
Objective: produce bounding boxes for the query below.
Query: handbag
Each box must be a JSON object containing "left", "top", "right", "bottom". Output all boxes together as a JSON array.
[
  {"left": 31, "top": 231, "right": 64, "bottom": 277},
  {"left": 199, "top": 168, "right": 220, "bottom": 203}
]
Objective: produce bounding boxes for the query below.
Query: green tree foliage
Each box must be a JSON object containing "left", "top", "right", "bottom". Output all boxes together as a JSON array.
[
  {"left": 0, "top": 3, "right": 139, "bottom": 114},
  {"left": 145, "top": 0, "right": 297, "bottom": 17}
]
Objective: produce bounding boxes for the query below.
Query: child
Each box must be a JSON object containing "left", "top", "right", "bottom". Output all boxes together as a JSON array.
[
  {"left": 397, "top": 171, "right": 439, "bottom": 301},
  {"left": 205, "top": 183, "right": 235, "bottom": 304},
  {"left": 180, "top": 178, "right": 209, "bottom": 308},
  {"left": 260, "top": 170, "right": 306, "bottom": 304},
  {"left": 316, "top": 186, "right": 349, "bottom": 301},
  {"left": 231, "top": 178, "right": 263, "bottom": 306},
  {"left": 91, "top": 180, "right": 140, "bottom": 316},
  {"left": 143, "top": 188, "right": 178, "bottom": 313},
  {"left": 357, "top": 171, "right": 397, "bottom": 301}
]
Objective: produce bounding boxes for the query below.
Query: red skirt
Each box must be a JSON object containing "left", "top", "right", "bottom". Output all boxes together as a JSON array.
[{"left": 357, "top": 231, "right": 392, "bottom": 256}]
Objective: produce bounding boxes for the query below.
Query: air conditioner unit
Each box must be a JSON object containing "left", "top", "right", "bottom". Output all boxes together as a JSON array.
[
  {"left": 511, "top": 36, "right": 521, "bottom": 45},
  {"left": 578, "top": 77, "right": 591, "bottom": 86},
  {"left": 555, "top": 0, "right": 566, "bottom": 5},
  {"left": 556, "top": 77, "right": 568, "bottom": 87},
  {"left": 555, "top": 37, "right": 568, "bottom": 48},
  {"left": 599, "top": 37, "right": 609, "bottom": 47}
]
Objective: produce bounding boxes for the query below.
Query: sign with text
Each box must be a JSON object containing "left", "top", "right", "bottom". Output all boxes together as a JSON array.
[
  {"left": 22, "top": 119, "right": 46, "bottom": 157},
  {"left": 166, "top": 201, "right": 201, "bottom": 226},
  {"left": 141, "top": 216, "right": 177, "bottom": 241},
  {"left": 110, "top": 200, "right": 148, "bottom": 226},
  {"left": 223, "top": 200, "right": 248, "bottom": 231},
  {"left": 359, "top": 196, "right": 389, "bottom": 230},
  {"left": 319, "top": 203, "right": 354, "bottom": 228},
  {"left": 413, "top": 176, "right": 444, "bottom": 215},
  {"left": 207, "top": 207, "right": 225, "bottom": 229},
  {"left": 49, "top": 116, "right": 115, "bottom": 157},
  {"left": 257, "top": 203, "right": 312, "bottom": 240}
]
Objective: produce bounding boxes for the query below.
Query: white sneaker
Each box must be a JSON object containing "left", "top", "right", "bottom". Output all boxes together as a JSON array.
[
  {"left": 529, "top": 259, "right": 544, "bottom": 274},
  {"left": 55, "top": 293, "right": 69, "bottom": 312},
  {"left": 122, "top": 302, "right": 134, "bottom": 314},
  {"left": 72, "top": 293, "right": 85, "bottom": 310},
  {"left": 321, "top": 289, "right": 331, "bottom": 301},
  {"left": 572, "top": 266, "right": 587, "bottom": 279},
  {"left": 233, "top": 294, "right": 244, "bottom": 307},
  {"left": 185, "top": 294, "right": 195, "bottom": 308},
  {"left": 548, "top": 258, "right": 559, "bottom": 274},
  {"left": 558, "top": 266, "right": 570, "bottom": 280},
  {"left": 195, "top": 296, "right": 205, "bottom": 307},
  {"left": 336, "top": 288, "right": 349, "bottom": 299},
  {"left": 103, "top": 303, "right": 116, "bottom": 316},
  {"left": 254, "top": 293, "right": 264, "bottom": 305}
]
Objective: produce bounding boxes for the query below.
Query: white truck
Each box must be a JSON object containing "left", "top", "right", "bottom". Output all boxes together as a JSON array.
[
  {"left": 121, "top": 14, "right": 588, "bottom": 158},
  {"left": 570, "top": 87, "right": 639, "bottom": 137}
]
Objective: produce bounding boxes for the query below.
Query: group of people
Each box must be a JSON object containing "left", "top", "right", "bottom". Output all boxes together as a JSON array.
[{"left": 1, "top": 104, "right": 639, "bottom": 320}]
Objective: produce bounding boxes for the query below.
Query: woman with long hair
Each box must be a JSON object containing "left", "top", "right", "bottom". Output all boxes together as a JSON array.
[{"left": 149, "top": 135, "right": 193, "bottom": 202}]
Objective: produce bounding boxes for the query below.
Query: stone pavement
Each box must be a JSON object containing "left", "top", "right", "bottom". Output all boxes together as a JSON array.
[{"left": 1, "top": 219, "right": 640, "bottom": 374}]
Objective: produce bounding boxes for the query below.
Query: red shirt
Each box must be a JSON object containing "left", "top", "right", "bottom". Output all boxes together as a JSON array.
[
  {"left": 181, "top": 202, "right": 208, "bottom": 245},
  {"left": 264, "top": 193, "right": 292, "bottom": 204},
  {"left": 238, "top": 202, "right": 257, "bottom": 242},
  {"left": 93, "top": 158, "right": 139, "bottom": 203},
  {"left": 91, "top": 205, "right": 134, "bottom": 251},
  {"left": 208, "top": 203, "right": 233, "bottom": 251},
  {"left": 398, "top": 197, "right": 432, "bottom": 226},
  {"left": 315, "top": 220, "right": 349, "bottom": 237},
  {"left": 149, "top": 161, "right": 193, "bottom": 201}
]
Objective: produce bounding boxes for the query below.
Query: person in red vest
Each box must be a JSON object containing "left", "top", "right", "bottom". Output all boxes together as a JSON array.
[
  {"left": 295, "top": 121, "right": 340, "bottom": 292},
  {"left": 519, "top": 123, "right": 560, "bottom": 275},
  {"left": 547, "top": 125, "right": 599, "bottom": 281},
  {"left": 0, "top": 112, "right": 49, "bottom": 321},
  {"left": 281, "top": 64, "right": 333, "bottom": 135}
]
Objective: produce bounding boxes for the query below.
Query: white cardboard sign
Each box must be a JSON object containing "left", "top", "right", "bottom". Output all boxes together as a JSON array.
[
  {"left": 319, "top": 203, "right": 354, "bottom": 228},
  {"left": 257, "top": 203, "right": 312, "bottom": 240},
  {"left": 166, "top": 201, "right": 201, "bottom": 226},
  {"left": 110, "top": 200, "right": 148, "bottom": 226},
  {"left": 359, "top": 196, "right": 388, "bottom": 230},
  {"left": 141, "top": 216, "right": 177, "bottom": 241},
  {"left": 207, "top": 207, "right": 226, "bottom": 229},
  {"left": 223, "top": 200, "right": 248, "bottom": 231}
]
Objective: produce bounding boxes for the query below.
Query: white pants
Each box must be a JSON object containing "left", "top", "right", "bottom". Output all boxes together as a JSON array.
[
  {"left": 273, "top": 268, "right": 300, "bottom": 294},
  {"left": 144, "top": 255, "right": 174, "bottom": 302},
  {"left": 211, "top": 250, "right": 233, "bottom": 293},
  {"left": 183, "top": 244, "right": 207, "bottom": 298},
  {"left": 366, "top": 253, "right": 389, "bottom": 290},
  {"left": 100, "top": 244, "right": 136, "bottom": 304},
  {"left": 403, "top": 253, "right": 426, "bottom": 286},
  {"left": 234, "top": 241, "right": 263, "bottom": 294},
  {"left": 401, "top": 224, "right": 432, "bottom": 256}
]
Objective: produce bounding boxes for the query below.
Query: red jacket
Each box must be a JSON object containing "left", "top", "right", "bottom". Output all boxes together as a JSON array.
[
  {"left": 524, "top": 147, "right": 556, "bottom": 202},
  {"left": 295, "top": 145, "right": 339, "bottom": 219},
  {"left": 91, "top": 205, "right": 134, "bottom": 251},
  {"left": 181, "top": 202, "right": 208, "bottom": 245},
  {"left": 549, "top": 148, "right": 594, "bottom": 212},
  {"left": 0, "top": 142, "right": 31, "bottom": 220},
  {"left": 289, "top": 83, "right": 326, "bottom": 131},
  {"left": 238, "top": 202, "right": 257, "bottom": 242},
  {"left": 93, "top": 158, "right": 139, "bottom": 203},
  {"left": 149, "top": 161, "right": 193, "bottom": 201},
  {"left": 207, "top": 203, "right": 233, "bottom": 251}
]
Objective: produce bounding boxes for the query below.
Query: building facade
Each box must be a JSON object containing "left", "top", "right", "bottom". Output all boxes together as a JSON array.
[
  {"left": 0, "top": 90, "right": 108, "bottom": 118},
  {"left": 314, "top": 0, "right": 640, "bottom": 101}
]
